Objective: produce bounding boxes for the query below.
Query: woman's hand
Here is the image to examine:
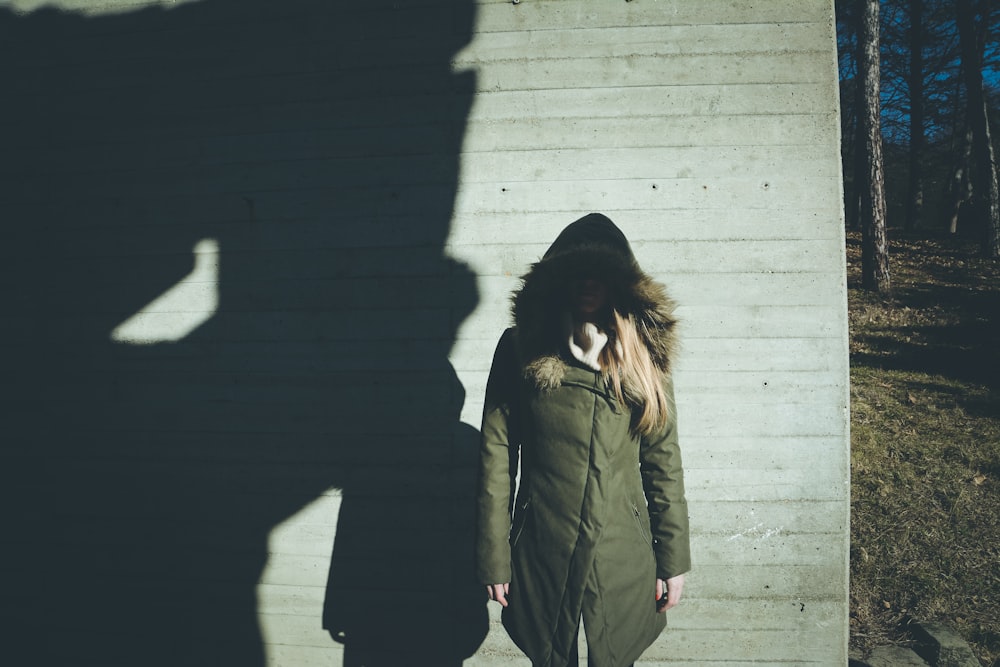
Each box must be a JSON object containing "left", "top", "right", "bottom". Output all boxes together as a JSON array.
[
  {"left": 655, "top": 574, "right": 684, "bottom": 612},
  {"left": 486, "top": 583, "right": 510, "bottom": 607}
]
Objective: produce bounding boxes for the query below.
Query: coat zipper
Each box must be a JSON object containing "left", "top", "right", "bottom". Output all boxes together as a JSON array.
[
  {"left": 510, "top": 496, "right": 532, "bottom": 547},
  {"left": 631, "top": 501, "right": 652, "bottom": 546}
]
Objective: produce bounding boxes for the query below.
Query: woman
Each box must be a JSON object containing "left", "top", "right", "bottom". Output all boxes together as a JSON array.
[{"left": 475, "top": 213, "right": 690, "bottom": 667}]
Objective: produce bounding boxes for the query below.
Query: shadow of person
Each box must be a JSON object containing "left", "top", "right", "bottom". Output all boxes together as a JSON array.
[
  {"left": 0, "top": 0, "right": 486, "bottom": 664},
  {"left": 323, "top": 354, "right": 487, "bottom": 667}
]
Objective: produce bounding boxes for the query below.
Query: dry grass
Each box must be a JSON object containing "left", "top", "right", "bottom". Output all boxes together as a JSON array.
[{"left": 847, "top": 231, "right": 1000, "bottom": 666}]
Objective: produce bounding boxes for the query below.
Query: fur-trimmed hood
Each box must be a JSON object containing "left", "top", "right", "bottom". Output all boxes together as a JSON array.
[{"left": 511, "top": 213, "right": 678, "bottom": 393}]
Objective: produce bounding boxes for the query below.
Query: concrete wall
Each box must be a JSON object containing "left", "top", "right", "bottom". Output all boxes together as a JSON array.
[{"left": 1, "top": 1, "right": 848, "bottom": 665}]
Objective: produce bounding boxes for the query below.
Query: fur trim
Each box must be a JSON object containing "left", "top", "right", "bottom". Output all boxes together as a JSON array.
[{"left": 511, "top": 228, "right": 678, "bottom": 396}]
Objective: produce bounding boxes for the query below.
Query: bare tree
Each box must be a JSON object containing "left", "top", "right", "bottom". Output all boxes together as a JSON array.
[
  {"left": 906, "top": 0, "right": 925, "bottom": 231},
  {"left": 837, "top": 0, "right": 862, "bottom": 230},
  {"left": 945, "top": 125, "right": 974, "bottom": 234},
  {"left": 957, "top": 0, "right": 1000, "bottom": 258},
  {"left": 859, "top": 0, "right": 891, "bottom": 290}
]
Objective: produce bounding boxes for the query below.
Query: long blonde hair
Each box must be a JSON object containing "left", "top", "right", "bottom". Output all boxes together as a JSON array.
[{"left": 598, "top": 309, "right": 669, "bottom": 437}]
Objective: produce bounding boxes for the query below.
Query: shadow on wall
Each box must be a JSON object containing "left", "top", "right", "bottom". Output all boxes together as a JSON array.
[{"left": 0, "top": 1, "right": 485, "bottom": 665}]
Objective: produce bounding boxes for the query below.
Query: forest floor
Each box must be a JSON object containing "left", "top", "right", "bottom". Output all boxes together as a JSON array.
[{"left": 846, "top": 230, "right": 1000, "bottom": 666}]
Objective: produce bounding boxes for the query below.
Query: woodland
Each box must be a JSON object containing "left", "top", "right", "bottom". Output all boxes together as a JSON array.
[
  {"left": 839, "top": 0, "right": 1000, "bottom": 264},
  {"left": 837, "top": 1, "right": 999, "bottom": 665}
]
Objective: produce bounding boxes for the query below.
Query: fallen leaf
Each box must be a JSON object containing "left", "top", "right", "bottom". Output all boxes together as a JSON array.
[{"left": 907, "top": 393, "right": 918, "bottom": 405}]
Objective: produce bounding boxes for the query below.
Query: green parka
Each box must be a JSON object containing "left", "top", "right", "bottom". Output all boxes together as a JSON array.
[{"left": 475, "top": 214, "right": 691, "bottom": 667}]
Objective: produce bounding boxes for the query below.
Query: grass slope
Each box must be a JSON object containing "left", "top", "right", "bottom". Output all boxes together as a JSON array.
[{"left": 847, "top": 231, "right": 1000, "bottom": 666}]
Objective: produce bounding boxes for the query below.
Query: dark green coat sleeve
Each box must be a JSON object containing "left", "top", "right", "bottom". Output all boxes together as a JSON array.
[
  {"left": 475, "top": 328, "right": 520, "bottom": 584},
  {"left": 639, "top": 374, "right": 691, "bottom": 579}
]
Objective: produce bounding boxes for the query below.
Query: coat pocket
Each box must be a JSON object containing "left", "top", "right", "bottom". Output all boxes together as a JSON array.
[
  {"left": 510, "top": 496, "right": 532, "bottom": 547},
  {"left": 630, "top": 500, "right": 652, "bottom": 547}
]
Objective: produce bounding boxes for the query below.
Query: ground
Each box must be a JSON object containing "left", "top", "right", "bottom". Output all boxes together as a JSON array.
[{"left": 846, "top": 230, "right": 1000, "bottom": 667}]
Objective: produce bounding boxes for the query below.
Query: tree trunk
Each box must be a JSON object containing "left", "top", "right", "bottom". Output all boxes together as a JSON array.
[
  {"left": 957, "top": 0, "right": 1000, "bottom": 258},
  {"left": 859, "top": 0, "right": 891, "bottom": 290},
  {"left": 905, "top": 0, "right": 924, "bottom": 231},
  {"left": 843, "top": 7, "right": 862, "bottom": 231},
  {"left": 847, "top": 91, "right": 864, "bottom": 230},
  {"left": 945, "top": 126, "right": 974, "bottom": 235}
]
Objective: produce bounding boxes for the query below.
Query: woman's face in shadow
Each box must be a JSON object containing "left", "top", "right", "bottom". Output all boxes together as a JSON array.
[{"left": 570, "top": 277, "right": 609, "bottom": 320}]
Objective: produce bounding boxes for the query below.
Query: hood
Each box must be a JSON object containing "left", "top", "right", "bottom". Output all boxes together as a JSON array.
[{"left": 511, "top": 213, "right": 678, "bottom": 391}]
